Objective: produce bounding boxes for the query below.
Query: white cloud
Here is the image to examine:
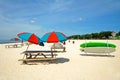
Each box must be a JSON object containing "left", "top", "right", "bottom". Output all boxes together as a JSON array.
[
  {"left": 30, "top": 18, "right": 37, "bottom": 24},
  {"left": 71, "top": 17, "right": 84, "bottom": 22},
  {"left": 0, "top": 20, "right": 46, "bottom": 39},
  {"left": 30, "top": 20, "right": 35, "bottom": 23},
  {"left": 78, "top": 17, "right": 83, "bottom": 21},
  {"left": 49, "top": 0, "right": 73, "bottom": 13}
]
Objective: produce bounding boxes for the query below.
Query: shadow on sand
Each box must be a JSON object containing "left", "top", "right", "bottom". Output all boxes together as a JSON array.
[
  {"left": 21, "top": 58, "right": 70, "bottom": 65},
  {"left": 53, "top": 58, "right": 70, "bottom": 64},
  {"left": 80, "top": 53, "right": 115, "bottom": 57}
]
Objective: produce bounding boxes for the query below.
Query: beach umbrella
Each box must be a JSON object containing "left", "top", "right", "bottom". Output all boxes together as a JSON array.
[
  {"left": 41, "top": 31, "right": 67, "bottom": 57},
  {"left": 17, "top": 32, "right": 44, "bottom": 50},
  {"left": 41, "top": 31, "right": 67, "bottom": 43},
  {"left": 10, "top": 37, "right": 20, "bottom": 42}
]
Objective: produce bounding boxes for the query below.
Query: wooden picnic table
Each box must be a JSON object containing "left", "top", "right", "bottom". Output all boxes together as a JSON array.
[
  {"left": 5, "top": 44, "right": 23, "bottom": 48},
  {"left": 18, "top": 50, "right": 58, "bottom": 64}
]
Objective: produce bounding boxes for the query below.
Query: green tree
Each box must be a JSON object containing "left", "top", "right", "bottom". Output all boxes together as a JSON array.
[
  {"left": 99, "top": 31, "right": 112, "bottom": 39},
  {"left": 84, "top": 34, "right": 92, "bottom": 39},
  {"left": 91, "top": 33, "right": 99, "bottom": 39},
  {"left": 67, "top": 31, "right": 119, "bottom": 39},
  {"left": 116, "top": 31, "right": 120, "bottom": 36}
]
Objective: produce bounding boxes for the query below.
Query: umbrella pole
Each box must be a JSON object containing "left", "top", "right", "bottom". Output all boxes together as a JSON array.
[
  {"left": 51, "top": 43, "right": 55, "bottom": 58},
  {"left": 26, "top": 43, "right": 30, "bottom": 51},
  {"left": 54, "top": 43, "right": 55, "bottom": 51}
]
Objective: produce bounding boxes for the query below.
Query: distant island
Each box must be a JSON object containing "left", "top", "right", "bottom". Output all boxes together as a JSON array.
[{"left": 68, "top": 31, "right": 120, "bottom": 39}]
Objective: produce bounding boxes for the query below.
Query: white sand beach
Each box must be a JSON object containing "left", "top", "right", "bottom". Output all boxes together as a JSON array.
[{"left": 0, "top": 40, "right": 120, "bottom": 80}]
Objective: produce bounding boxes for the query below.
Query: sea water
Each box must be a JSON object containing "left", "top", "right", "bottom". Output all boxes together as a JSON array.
[{"left": 0, "top": 40, "right": 21, "bottom": 44}]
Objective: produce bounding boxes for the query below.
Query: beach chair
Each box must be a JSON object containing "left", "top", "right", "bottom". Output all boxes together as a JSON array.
[{"left": 51, "top": 42, "right": 66, "bottom": 52}]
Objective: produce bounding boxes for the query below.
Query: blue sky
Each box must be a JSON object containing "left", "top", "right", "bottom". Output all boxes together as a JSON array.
[{"left": 0, "top": 0, "right": 120, "bottom": 39}]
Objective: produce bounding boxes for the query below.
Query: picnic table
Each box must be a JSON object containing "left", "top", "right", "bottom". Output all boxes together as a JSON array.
[
  {"left": 5, "top": 44, "right": 23, "bottom": 48},
  {"left": 18, "top": 50, "right": 58, "bottom": 64}
]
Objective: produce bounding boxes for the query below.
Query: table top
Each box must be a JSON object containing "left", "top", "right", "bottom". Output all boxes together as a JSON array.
[{"left": 21, "top": 50, "right": 58, "bottom": 54}]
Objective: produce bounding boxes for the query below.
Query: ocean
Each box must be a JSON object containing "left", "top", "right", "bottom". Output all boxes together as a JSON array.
[{"left": 0, "top": 40, "right": 21, "bottom": 44}]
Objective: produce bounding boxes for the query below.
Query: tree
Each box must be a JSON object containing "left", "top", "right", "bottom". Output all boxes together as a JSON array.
[
  {"left": 99, "top": 31, "right": 112, "bottom": 39},
  {"left": 84, "top": 34, "right": 92, "bottom": 39},
  {"left": 67, "top": 31, "right": 119, "bottom": 39},
  {"left": 116, "top": 31, "right": 120, "bottom": 36},
  {"left": 91, "top": 33, "right": 99, "bottom": 39}
]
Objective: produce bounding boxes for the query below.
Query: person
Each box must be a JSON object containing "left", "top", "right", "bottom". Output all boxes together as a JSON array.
[
  {"left": 63, "top": 41, "right": 66, "bottom": 45},
  {"left": 72, "top": 41, "right": 75, "bottom": 44},
  {"left": 69, "top": 40, "right": 70, "bottom": 43},
  {"left": 21, "top": 40, "right": 24, "bottom": 46}
]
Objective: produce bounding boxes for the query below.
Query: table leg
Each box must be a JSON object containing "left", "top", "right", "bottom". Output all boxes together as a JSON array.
[
  {"left": 41, "top": 53, "right": 47, "bottom": 58},
  {"left": 51, "top": 51, "right": 54, "bottom": 58},
  {"left": 34, "top": 53, "right": 40, "bottom": 58}
]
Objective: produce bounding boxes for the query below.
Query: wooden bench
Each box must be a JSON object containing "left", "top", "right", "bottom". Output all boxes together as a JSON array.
[
  {"left": 51, "top": 47, "right": 66, "bottom": 52},
  {"left": 18, "top": 57, "right": 56, "bottom": 64},
  {"left": 51, "top": 42, "right": 66, "bottom": 52},
  {"left": 18, "top": 57, "right": 56, "bottom": 61}
]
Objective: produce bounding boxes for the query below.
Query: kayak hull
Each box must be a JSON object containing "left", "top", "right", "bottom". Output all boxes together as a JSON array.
[{"left": 80, "top": 47, "right": 115, "bottom": 53}]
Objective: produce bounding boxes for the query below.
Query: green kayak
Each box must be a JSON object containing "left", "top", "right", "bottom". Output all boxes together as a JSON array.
[{"left": 80, "top": 42, "right": 116, "bottom": 48}]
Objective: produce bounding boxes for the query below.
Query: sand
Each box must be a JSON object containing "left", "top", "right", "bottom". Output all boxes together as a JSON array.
[{"left": 0, "top": 40, "right": 120, "bottom": 80}]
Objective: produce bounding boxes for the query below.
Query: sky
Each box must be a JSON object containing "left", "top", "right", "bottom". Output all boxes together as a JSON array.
[{"left": 0, "top": 0, "right": 120, "bottom": 39}]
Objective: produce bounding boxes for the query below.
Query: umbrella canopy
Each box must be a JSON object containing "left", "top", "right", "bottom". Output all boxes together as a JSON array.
[
  {"left": 10, "top": 37, "right": 20, "bottom": 42},
  {"left": 41, "top": 31, "right": 67, "bottom": 43},
  {"left": 17, "top": 32, "right": 44, "bottom": 46}
]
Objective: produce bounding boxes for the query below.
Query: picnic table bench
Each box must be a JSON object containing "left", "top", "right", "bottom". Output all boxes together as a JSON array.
[
  {"left": 51, "top": 42, "right": 66, "bottom": 52},
  {"left": 51, "top": 47, "right": 66, "bottom": 52}
]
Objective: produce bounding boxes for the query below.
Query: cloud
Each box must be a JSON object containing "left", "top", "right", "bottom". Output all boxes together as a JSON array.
[
  {"left": 29, "top": 17, "right": 37, "bottom": 24},
  {"left": 30, "top": 20, "right": 35, "bottom": 24},
  {"left": 49, "top": 0, "right": 73, "bottom": 13},
  {"left": 78, "top": 17, "right": 83, "bottom": 21},
  {"left": 71, "top": 17, "right": 84, "bottom": 22},
  {"left": 0, "top": 19, "right": 46, "bottom": 39},
  {"left": 0, "top": 0, "right": 50, "bottom": 18},
  {"left": 0, "top": 15, "right": 13, "bottom": 23},
  {"left": 0, "top": 0, "right": 72, "bottom": 19}
]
